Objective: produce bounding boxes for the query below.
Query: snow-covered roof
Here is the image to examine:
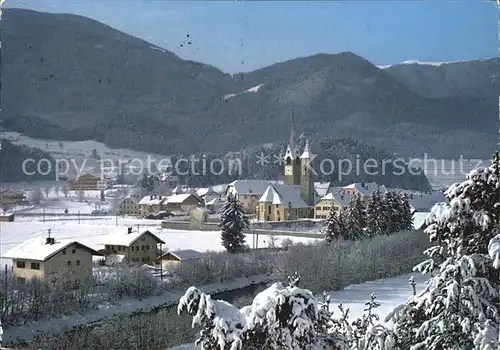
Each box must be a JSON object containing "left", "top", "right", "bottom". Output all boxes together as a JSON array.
[
  {"left": 313, "top": 182, "right": 331, "bottom": 197},
  {"left": 119, "top": 196, "right": 138, "bottom": 204},
  {"left": 161, "top": 249, "right": 203, "bottom": 261},
  {"left": 196, "top": 188, "right": 210, "bottom": 197},
  {"left": 412, "top": 212, "right": 430, "bottom": 230},
  {"left": 410, "top": 193, "right": 446, "bottom": 212},
  {"left": 318, "top": 192, "right": 354, "bottom": 207},
  {"left": 2, "top": 236, "right": 103, "bottom": 261},
  {"left": 259, "top": 185, "right": 309, "bottom": 208},
  {"left": 342, "top": 182, "right": 386, "bottom": 197},
  {"left": 166, "top": 193, "right": 197, "bottom": 204},
  {"left": 138, "top": 195, "right": 167, "bottom": 205},
  {"left": 227, "top": 179, "right": 279, "bottom": 196},
  {"left": 98, "top": 228, "right": 165, "bottom": 247},
  {"left": 205, "top": 198, "right": 219, "bottom": 206}
]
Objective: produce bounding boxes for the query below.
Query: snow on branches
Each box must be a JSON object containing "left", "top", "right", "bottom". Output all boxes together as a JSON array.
[{"left": 388, "top": 160, "right": 500, "bottom": 350}]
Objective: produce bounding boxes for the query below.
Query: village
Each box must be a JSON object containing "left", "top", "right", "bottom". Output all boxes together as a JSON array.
[{"left": 0, "top": 125, "right": 445, "bottom": 289}]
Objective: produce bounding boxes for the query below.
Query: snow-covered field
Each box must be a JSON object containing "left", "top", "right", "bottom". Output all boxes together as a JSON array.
[
  {"left": 169, "top": 272, "right": 428, "bottom": 350},
  {"left": 0, "top": 216, "right": 320, "bottom": 266}
]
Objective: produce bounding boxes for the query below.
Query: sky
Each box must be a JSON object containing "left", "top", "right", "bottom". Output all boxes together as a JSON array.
[{"left": 5, "top": 0, "right": 499, "bottom": 73}]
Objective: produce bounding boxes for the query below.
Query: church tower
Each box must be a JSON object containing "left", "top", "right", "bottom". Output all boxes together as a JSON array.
[
  {"left": 300, "top": 140, "right": 315, "bottom": 206},
  {"left": 284, "top": 109, "right": 301, "bottom": 185}
]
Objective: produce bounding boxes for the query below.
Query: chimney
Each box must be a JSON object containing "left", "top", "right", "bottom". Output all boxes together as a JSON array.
[
  {"left": 127, "top": 227, "right": 133, "bottom": 234},
  {"left": 46, "top": 229, "right": 55, "bottom": 245}
]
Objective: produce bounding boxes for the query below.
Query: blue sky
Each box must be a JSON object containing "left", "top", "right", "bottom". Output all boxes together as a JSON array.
[{"left": 6, "top": 0, "right": 498, "bottom": 73}]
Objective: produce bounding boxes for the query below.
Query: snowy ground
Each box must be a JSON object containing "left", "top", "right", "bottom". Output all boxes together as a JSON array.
[
  {"left": 0, "top": 216, "right": 320, "bottom": 266},
  {"left": 168, "top": 272, "right": 428, "bottom": 350},
  {"left": 2, "top": 274, "right": 272, "bottom": 345}
]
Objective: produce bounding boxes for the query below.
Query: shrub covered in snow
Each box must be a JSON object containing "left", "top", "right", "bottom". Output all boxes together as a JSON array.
[
  {"left": 387, "top": 161, "right": 500, "bottom": 350},
  {"left": 178, "top": 274, "right": 398, "bottom": 350}
]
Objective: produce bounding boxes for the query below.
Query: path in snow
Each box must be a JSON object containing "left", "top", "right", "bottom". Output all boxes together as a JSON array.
[{"left": 168, "top": 272, "right": 429, "bottom": 350}]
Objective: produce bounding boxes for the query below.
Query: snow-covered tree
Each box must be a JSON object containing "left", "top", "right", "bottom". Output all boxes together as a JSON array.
[
  {"left": 219, "top": 194, "right": 248, "bottom": 252},
  {"left": 387, "top": 159, "right": 500, "bottom": 350},
  {"left": 344, "top": 195, "right": 366, "bottom": 239},
  {"left": 382, "top": 192, "right": 414, "bottom": 234},
  {"left": 330, "top": 293, "right": 396, "bottom": 349},
  {"left": 399, "top": 193, "right": 414, "bottom": 231},
  {"left": 178, "top": 274, "right": 396, "bottom": 350},
  {"left": 29, "top": 188, "right": 44, "bottom": 204},
  {"left": 178, "top": 274, "right": 337, "bottom": 350},
  {"left": 324, "top": 207, "right": 348, "bottom": 242},
  {"left": 366, "top": 190, "right": 387, "bottom": 236}
]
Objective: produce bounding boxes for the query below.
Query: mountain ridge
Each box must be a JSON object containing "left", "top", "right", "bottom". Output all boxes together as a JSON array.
[{"left": 3, "top": 8, "right": 499, "bottom": 159}]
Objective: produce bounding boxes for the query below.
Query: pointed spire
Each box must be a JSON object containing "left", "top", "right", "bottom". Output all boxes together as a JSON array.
[
  {"left": 290, "top": 105, "right": 296, "bottom": 151},
  {"left": 300, "top": 139, "right": 311, "bottom": 159}
]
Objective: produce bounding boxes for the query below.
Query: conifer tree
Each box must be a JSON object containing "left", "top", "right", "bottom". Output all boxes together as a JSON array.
[
  {"left": 324, "top": 206, "right": 348, "bottom": 243},
  {"left": 366, "top": 190, "right": 387, "bottom": 236},
  {"left": 219, "top": 194, "right": 249, "bottom": 252},
  {"left": 387, "top": 156, "right": 500, "bottom": 350},
  {"left": 398, "top": 193, "right": 414, "bottom": 231},
  {"left": 344, "top": 195, "right": 366, "bottom": 239}
]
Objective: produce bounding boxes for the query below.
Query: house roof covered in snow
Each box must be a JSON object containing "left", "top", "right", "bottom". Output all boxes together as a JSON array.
[
  {"left": 318, "top": 192, "right": 355, "bottom": 207},
  {"left": 409, "top": 193, "right": 446, "bottom": 212},
  {"left": 138, "top": 195, "right": 167, "bottom": 205},
  {"left": 2, "top": 236, "right": 103, "bottom": 261},
  {"left": 313, "top": 182, "right": 332, "bottom": 197},
  {"left": 342, "top": 182, "right": 387, "bottom": 197},
  {"left": 227, "top": 179, "right": 280, "bottom": 196},
  {"left": 160, "top": 249, "right": 203, "bottom": 261},
  {"left": 98, "top": 228, "right": 165, "bottom": 247},
  {"left": 165, "top": 193, "right": 198, "bottom": 204},
  {"left": 259, "top": 184, "right": 309, "bottom": 208},
  {"left": 412, "top": 212, "right": 430, "bottom": 230}
]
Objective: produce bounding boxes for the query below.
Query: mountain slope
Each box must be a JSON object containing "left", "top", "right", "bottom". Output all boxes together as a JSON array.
[
  {"left": 384, "top": 58, "right": 500, "bottom": 99},
  {"left": 3, "top": 9, "right": 498, "bottom": 158}
]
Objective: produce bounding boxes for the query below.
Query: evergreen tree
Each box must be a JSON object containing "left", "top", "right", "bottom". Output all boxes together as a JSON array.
[
  {"left": 366, "top": 190, "right": 387, "bottom": 236},
  {"left": 324, "top": 206, "right": 348, "bottom": 243},
  {"left": 219, "top": 194, "right": 249, "bottom": 252},
  {"left": 398, "top": 193, "right": 414, "bottom": 231},
  {"left": 387, "top": 156, "right": 500, "bottom": 350},
  {"left": 344, "top": 195, "right": 366, "bottom": 239},
  {"left": 382, "top": 191, "right": 401, "bottom": 234}
]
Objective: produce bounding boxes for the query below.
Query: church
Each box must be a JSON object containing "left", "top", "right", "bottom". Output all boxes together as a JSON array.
[{"left": 257, "top": 119, "right": 316, "bottom": 221}]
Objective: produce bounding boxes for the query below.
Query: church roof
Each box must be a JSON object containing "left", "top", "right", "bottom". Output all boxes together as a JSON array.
[{"left": 259, "top": 184, "right": 309, "bottom": 208}]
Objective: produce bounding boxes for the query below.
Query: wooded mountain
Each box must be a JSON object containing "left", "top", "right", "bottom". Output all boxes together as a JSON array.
[
  {"left": 0, "top": 140, "right": 56, "bottom": 182},
  {"left": 3, "top": 9, "right": 498, "bottom": 159}
]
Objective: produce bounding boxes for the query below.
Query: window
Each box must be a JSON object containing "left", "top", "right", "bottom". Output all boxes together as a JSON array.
[
  {"left": 145, "top": 245, "right": 150, "bottom": 251},
  {"left": 17, "top": 277, "right": 26, "bottom": 284},
  {"left": 62, "top": 249, "right": 66, "bottom": 255},
  {"left": 141, "top": 236, "right": 146, "bottom": 241},
  {"left": 67, "top": 261, "right": 72, "bottom": 266},
  {"left": 268, "top": 206, "right": 271, "bottom": 214},
  {"left": 276, "top": 204, "right": 279, "bottom": 208},
  {"left": 105, "top": 245, "right": 109, "bottom": 250},
  {"left": 72, "top": 249, "right": 76, "bottom": 254},
  {"left": 76, "top": 260, "right": 80, "bottom": 266},
  {"left": 16, "top": 261, "right": 25, "bottom": 268},
  {"left": 141, "top": 245, "right": 145, "bottom": 251},
  {"left": 31, "top": 262, "right": 40, "bottom": 270},
  {"left": 118, "top": 246, "right": 122, "bottom": 251},
  {"left": 111, "top": 245, "right": 115, "bottom": 250}
]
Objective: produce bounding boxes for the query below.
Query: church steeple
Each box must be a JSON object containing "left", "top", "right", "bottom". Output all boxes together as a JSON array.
[{"left": 284, "top": 106, "right": 301, "bottom": 185}]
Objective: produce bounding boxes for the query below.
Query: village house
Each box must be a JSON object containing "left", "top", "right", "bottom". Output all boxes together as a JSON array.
[
  {"left": 225, "top": 179, "right": 279, "bottom": 215},
  {"left": 117, "top": 196, "right": 141, "bottom": 216},
  {"left": 68, "top": 173, "right": 107, "bottom": 190},
  {"left": 163, "top": 193, "right": 200, "bottom": 212},
  {"left": 258, "top": 184, "right": 311, "bottom": 221},
  {"left": 0, "top": 189, "right": 26, "bottom": 205},
  {"left": 156, "top": 249, "right": 202, "bottom": 270},
  {"left": 0, "top": 212, "right": 15, "bottom": 222},
  {"left": 340, "top": 182, "right": 387, "bottom": 202},
  {"left": 2, "top": 232, "right": 103, "bottom": 284},
  {"left": 314, "top": 192, "right": 354, "bottom": 219},
  {"left": 98, "top": 227, "right": 165, "bottom": 264},
  {"left": 138, "top": 195, "right": 167, "bottom": 216}
]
